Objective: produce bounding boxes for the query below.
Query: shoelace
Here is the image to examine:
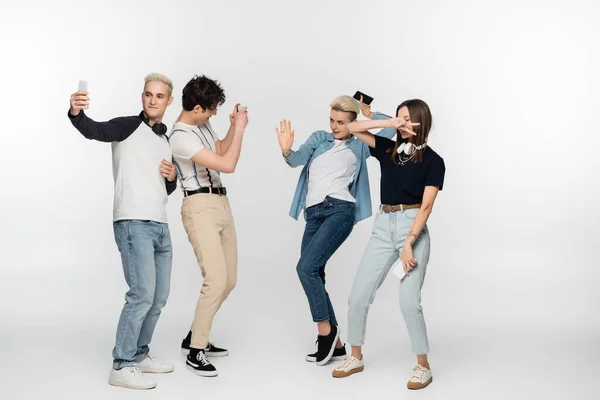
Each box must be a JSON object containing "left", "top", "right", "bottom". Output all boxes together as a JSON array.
[
  {"left": 145, "top": 354, "right": 157, "bottom": 364},
  {"left": 412, "top": 365, "right": 426, "bottom": 380},
  {"left": 125, "top": 366, "right": 142, "bottom": 377},
  {"left": 317, "top": 335, "right": 331, "bottom": 354},
  {"left": 338, "top": 356, "right": 357, "bottom": 370},
  {"left": 196, "top": 352, "right": 211, "bottom": 367}
]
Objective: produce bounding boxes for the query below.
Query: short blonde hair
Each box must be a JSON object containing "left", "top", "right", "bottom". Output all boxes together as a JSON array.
[
  {"left": 330, "top": 95, "right": 361, "bottom": 121},
  {"left": 144, "top": 73, "right": 173, "bottom": 97}
]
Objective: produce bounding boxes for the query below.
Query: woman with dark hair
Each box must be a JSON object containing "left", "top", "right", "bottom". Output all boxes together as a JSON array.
[{"left": 332, "top": 98, "right": 445, "bottom": 391}]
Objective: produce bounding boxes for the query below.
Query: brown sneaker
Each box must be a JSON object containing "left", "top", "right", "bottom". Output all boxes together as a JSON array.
[
  {"left": 332, "top": 356, "right": 364, "bottom": 378},
  {"left": 407, "top": 364, "right": 433, "bottom": 390}
]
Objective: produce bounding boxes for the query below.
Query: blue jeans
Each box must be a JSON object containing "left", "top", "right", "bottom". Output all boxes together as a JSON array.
[
  {"left": 112, "top": 220, "right": 173, "bottom": 369},
  {"left": 297, "top": 196, "right": 355, "bottom": 327},
  {"left": 348, "top": 208, "right": 431, "bottom": 354}
]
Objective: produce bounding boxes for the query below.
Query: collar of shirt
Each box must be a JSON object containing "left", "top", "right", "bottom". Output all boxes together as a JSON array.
[{"left": 325, "top": 132, "right": 358, "bottom": 143}]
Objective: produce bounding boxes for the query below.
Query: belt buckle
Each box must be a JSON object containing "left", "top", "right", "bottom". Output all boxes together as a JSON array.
[{"left": 399, "top": 204, "right": 404, "bottom": 212}]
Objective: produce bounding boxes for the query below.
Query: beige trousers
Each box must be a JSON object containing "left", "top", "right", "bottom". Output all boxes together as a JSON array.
[{"left": 181, "top": 193, "right": 237, "bottom": 349}]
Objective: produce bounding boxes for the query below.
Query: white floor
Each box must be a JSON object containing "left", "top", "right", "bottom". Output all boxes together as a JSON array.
[{"left": 1, "top": 317, "right": 598, "bottom": 400}]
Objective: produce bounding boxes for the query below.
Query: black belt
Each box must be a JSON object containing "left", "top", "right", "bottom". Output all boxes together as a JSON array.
[{"left": 184, "top": 187, "right": 227, "bottom": 197}]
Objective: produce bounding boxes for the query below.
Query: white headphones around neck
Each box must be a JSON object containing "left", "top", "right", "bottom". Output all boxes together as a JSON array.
[{"left": 397, "top": 141, "right": 427, "bottom": 156}]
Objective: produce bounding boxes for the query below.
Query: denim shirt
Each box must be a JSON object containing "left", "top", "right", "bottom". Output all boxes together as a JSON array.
[{"left": 284, "top": 112, "right": 395, "bottom": 224}]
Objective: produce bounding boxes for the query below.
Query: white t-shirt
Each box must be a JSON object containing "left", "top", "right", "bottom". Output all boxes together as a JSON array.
[
  {"left": 68, "top": 110, "right": 175, "bottom": 223},
  {"left": 110, "top": 125, "right": 172, "bottom": 222},
  {"left": 169, "top": 121, "right": 223, "bottom": 191},
  {"left": 306, "top": 139, "right": 357, "bottom": 208}
]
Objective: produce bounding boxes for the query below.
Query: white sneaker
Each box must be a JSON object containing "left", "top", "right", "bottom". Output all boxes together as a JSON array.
[
  {"left": 109, "top": 366, "right": 157, "bottom": 390},
  {"left": 407, "top": 364, "right": 433, "bottom": 390},
  {"left": 332, "top": 356, "right": 364, "bottom": 378},
  {"left": 137, "top": 354, "right": 175, "bottom": 374}
]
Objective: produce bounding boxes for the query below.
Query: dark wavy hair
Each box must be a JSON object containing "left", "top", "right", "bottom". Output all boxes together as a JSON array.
[
  {"left": 392, "top": 99, "right": 432, "bottom": 164},
  {"left": 182, "top": 75, "right": 226, "bottom": 111}
]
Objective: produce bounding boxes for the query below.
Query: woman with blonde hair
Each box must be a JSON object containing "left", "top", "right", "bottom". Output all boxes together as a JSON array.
[{"left": 276, "top": 95, "right": 409, "bottom": 365}]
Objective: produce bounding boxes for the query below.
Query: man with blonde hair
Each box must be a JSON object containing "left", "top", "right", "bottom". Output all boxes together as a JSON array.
[{"left": 68, "top": 73, "right": 178, "bottom": 390}]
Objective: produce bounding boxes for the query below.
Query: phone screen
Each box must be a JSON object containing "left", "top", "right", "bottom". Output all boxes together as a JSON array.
[{"left": 353, "top": 91, "right": 373, "bottom": 105}]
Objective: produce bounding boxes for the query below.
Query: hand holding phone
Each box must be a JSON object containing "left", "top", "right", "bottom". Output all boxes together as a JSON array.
[
  {"left": 233, "top": 104, "right": 249, "bottom": 131},
  {"left": 70, "top": 80, "right": 90, "bottom": 116},
  {"left": 353, "top": 90, "right": 373, "bottom": 105},
  {"left": 231, "top": 103, "right": 245, "bottom": 124},
  {"left": 392, "top": 260, "right": 410, "bottom": 280},
  {"left": 353, "top": 91, "right": 374, "bottom": 118}
]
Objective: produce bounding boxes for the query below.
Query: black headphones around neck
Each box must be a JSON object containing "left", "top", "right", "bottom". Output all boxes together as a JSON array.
[{"left": 139, "top": 111, "right": 167, "bottom": 136}]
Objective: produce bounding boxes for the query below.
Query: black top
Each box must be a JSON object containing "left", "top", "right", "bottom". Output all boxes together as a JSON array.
[
  {"left": 68, "top": 110, "right": 177, "bottom": 195},
  {"left": 370, "top": 136, "right": 445, "bottom": 205}
]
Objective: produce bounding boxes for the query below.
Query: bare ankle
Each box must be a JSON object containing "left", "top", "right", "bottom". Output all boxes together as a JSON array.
[{"left": 317, "top": 321, "right": 331, "bottom": 336}]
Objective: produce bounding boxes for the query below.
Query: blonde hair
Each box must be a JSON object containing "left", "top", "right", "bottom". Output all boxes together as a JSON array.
[
  {"left": 330, "top": 95, "right": 361, "bottom": 121},
  {"left": 144, "top": 73, "right": 173, "bottom": 97}
]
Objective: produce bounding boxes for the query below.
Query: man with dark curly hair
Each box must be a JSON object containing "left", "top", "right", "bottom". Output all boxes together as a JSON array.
[{"left": 168, "top": 75, "right": 249, "bottom": 377}]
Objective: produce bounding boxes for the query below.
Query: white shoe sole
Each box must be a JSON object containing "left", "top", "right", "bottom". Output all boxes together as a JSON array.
[
  {"left": 185, "top": 364, "right": 218, "bottom": 377},
  {"left": 316, "top": 328, "right": 341, "bottom": 366},
  {"left": 305, "top": 354, "right": 346, "bottom": 363},
  {"left": 138, "top": 366, "right": 175, "bottom": 374},
  {"left": 108, "top": 378, "right": 156, "bottom": 390},
  {"left": 181, "top": 348, "right": 229, "bottom": 357}
]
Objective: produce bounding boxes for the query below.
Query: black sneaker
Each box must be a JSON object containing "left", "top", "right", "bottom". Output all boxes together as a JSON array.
[
  {"left": 204, "top": 342, "right": 229, "bottom": 357},
  {"left": 186, "top": 349, "right": 218, "bottom": 377},
  {"left": 315, "top": 324, "right": 340, "bottom": 366},
  {"left": 306, "top": 341, "right": 347, "bottom": 362},
  {"left": 181, "top": 331, "right": 192, "bottom": 355},
  {"left": 181, "top": 331, "right": 229, "bottom": 357}
]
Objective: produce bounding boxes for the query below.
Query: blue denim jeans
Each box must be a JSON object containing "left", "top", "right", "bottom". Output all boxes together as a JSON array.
[
  {"left": 348, "top": 208, "right": 431, "bottom": 354},
  {"left": 297, "top": 196, "right": 355, "bottom": 327},
  {"left": 112, "top": 220, "right": 173, "bottom": 369}
]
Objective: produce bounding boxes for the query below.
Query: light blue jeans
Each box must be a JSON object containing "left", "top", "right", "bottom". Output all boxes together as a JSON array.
[
  {"left": 347, "top": 208, "right": 431, "bottom": 354},
  {"left": 112, "top": 220, "right": 173, "bottom": 369}
]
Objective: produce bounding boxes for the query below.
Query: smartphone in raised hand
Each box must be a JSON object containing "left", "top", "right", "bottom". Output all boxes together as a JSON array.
[
  {"left": 78, "top": 80, "right": 88, "bottom": 92},
  {"left": 353, "top": 90, "right": 373, "bottom": 105}
]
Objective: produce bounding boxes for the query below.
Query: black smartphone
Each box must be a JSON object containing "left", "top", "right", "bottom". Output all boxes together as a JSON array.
[{"left": 353, "top": 91, "right": 373, "bottom": 105}]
